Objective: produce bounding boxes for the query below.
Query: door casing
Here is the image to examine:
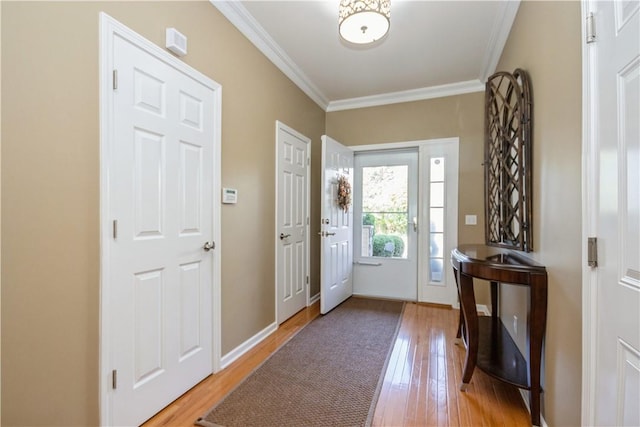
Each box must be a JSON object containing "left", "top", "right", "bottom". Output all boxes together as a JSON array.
[{"left": 99, "top": 13, "right": 222, "bottom": 425}]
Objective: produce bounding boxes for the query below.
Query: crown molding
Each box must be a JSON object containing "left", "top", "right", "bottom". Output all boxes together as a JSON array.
[
  {"left": 326, "top": 80, "right": 485, "bottom": 112},
  {"left": 210, "top": 0, "right": 329, "bottom": 110},
  {"left": 479, "top": 0, "right": 521, "bottom": 82},
  {"left": 210, "top": 1, "right": 515, "bottom": 113}
]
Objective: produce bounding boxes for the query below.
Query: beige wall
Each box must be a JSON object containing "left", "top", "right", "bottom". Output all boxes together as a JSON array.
[
  {"left": 1, "top": 1, "right": 325, "bottom": 425},
  {"left": 496, "top": 1, "right": 583, "bottom": 425}
]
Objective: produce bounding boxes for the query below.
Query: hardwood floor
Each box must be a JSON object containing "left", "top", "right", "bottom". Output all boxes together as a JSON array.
[
  {"left": 143, "top": 301, "right": 530, "bottom": 427},
  {"left": 372, "top": 303, "right": 530, "bottom": 427}
]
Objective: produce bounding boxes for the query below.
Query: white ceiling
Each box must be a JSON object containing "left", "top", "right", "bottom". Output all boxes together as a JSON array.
[{"left": 211, "top": 1, "right": 520, "bottom": 111}]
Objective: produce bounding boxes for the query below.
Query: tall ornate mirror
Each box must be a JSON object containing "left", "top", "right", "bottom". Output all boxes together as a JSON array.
[{"left": 484, "top": 69, "right": 533, "bottom": 252}]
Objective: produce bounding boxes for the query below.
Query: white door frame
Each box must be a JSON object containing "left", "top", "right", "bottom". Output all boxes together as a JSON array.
[
  {"left": 351, "top": 138, "right": 459, "bottom": 305},
  {"left": 99, "top": 13, "right": 222, "bottom": 425},
  {"left": 274, "top": 120, "right": 311, "bottom": 322},
  {"left": 580, "top": 2, "right": 598, "bottom": 422}
]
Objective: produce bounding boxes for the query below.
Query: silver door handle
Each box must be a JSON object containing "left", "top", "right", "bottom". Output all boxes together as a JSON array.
[
  {"left": 412, "top": 216, "right": 418, "bottom": 232},
  {"left": 203, "top": 241, "right": 215, "bottom": 252},
  {"left": 280, "top": 233, "right": 291, "bottom": 240},
  {"left": 354, "top": 261, "right": 382, "bottom": 266}
]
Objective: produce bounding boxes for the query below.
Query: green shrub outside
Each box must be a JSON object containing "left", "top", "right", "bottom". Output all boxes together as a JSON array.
[
  {"left": 363, "top": 213, "right": 376, "bottom": 227},
  {"left": 372, "top": 234, "right": 405, "bottom": 257}
]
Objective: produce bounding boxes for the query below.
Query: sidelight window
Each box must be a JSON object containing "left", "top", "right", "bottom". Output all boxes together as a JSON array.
[{"left": 428, "top": 157, "right": 445, "bottom": 283}]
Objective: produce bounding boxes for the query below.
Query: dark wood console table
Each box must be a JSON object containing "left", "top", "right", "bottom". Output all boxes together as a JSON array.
[{"left": 451, "top": 244, "right": 547, "bottom": 427}]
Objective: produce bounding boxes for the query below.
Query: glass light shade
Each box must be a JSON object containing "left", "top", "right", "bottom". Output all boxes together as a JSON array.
[{"left": 339, "top": 0, "right": 390, "bottom": 44}]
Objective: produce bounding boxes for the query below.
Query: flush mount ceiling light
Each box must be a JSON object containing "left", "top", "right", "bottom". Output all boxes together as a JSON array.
[{"left": 339, "top": 0, "right": 391, "bottom": 45}]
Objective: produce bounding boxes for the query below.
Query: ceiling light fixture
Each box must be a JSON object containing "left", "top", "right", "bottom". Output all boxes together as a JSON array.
[{"left": 339, "top": 0, "right": 391, "bottom": 45}]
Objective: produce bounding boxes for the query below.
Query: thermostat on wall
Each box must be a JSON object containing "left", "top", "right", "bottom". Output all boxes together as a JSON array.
[{"left": 222, "top": 188, "right": 238, "bottom": 204}]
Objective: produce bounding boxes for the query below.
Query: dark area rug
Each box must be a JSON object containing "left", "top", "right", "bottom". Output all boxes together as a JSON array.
[{"left": 196, "top": 297, "right": 404, "bottom": 427}]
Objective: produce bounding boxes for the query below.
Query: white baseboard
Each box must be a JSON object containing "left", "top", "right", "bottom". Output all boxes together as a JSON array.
[
  {"left": 476, "top": 304, "right": 491, "bottom": 316},
  {"left": 429, "top": 301, "right": 490, "bottom": 315},
  {"left": 518, "top": 389, "right": 549, "bottom": 427},
  {"left": 220, "top": 321, "right": 278, "bottom": 370},
  {"left": 308, "top": 292, "right": 320, "bottom": 305}
]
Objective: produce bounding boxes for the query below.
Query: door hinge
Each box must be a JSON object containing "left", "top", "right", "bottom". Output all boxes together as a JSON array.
[
  {"left": 588, "top": 237, "right": 598, "bottom": 267},
  {"left": 113, "top": 69, "right": 118, "bottom": 90},
  {"left": 586, "top": 12, "right": 596, "bottom": 44},
  {"left": 112, "top": 369, "right": 117, "bottom": 389},
  {"left": 113, "top": 220, "right": 118, "bottom": 239},
  {"left": 307, "top": 157, "right": 310, "bottom": 166},
  {"left": 306, "top": 275, "right": 309, "bottom": 284},
  {"left": 307, "top": 217, "right": 310, "bottom": 225}
]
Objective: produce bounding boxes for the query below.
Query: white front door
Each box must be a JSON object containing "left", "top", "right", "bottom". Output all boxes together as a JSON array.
[
  {"left": 353, "top": 150, "right": 418, "bottom": 301},
  {"left": 276, "top": 121, "right": 310, "bottom": 323},
  {"left": 320, "top": 135, "right": 354, "bottom": 314},
  {"left": 102, "top": 16, "right": 221, "bottom": 426},
  {"left": 583, "top": 1, "right": 640, "bottom": 425}
]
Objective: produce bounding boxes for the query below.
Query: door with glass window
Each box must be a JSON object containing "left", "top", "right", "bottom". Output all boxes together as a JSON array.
[{"left": 353, "top": 150, "right": 418, "bottom": 300}]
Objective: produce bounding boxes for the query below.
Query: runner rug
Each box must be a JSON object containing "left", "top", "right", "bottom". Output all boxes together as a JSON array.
[{"left": 196, "top": 297, "right": 404, "bottom": 427}]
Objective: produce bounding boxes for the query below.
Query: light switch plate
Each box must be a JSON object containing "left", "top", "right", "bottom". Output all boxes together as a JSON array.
[{"left": 465, "top": 215, "right": 477, "bottom": 225}]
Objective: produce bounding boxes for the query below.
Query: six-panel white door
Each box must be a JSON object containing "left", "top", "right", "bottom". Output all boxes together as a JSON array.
[
  {"left": 586, "top": 1, "right": 640, "bottom": 425},
  {"left": 320, "top": 135, "right": 354, "bottom": 314},
  {"left": 276, "top": 122, "right": 309, "bottom": 323},
  {"left": 109, "top": 33, "right": 216, "bottom": 426}
]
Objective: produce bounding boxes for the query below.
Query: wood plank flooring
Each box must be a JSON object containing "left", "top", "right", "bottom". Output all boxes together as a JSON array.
[
  {"left": 143, "top": 301, "right": 530, "bottom": 427},
  {"left": 372, "top": 303, "right": 530, "bottom": 427}
]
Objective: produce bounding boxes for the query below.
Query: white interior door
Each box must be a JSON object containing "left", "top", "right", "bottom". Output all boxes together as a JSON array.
[
  {"left": 353, "top": 150, "right": 418, "bottom": 301},
  {"left": 583, "top": 1, "right": 640, "bottom": 425},
  {"left": 102, "top": 16, "right": 220, "bottom": 426},
  {"left": 276, "top": 121, "right": 310, "bottom": 323},
  {"left": 320, "top": 135, "right": 354, "bottom": 314}
]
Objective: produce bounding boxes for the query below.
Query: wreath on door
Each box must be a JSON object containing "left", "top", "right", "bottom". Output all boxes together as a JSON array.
[{"left": 337, "top": 175, "right": 351, "bottom": 212}]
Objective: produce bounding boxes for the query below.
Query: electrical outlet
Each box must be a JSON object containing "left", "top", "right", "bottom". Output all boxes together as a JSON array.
[{"left": 513, "top": 315, "right": 518, "bottom": 337}]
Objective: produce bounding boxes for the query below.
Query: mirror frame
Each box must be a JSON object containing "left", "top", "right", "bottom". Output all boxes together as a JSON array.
[{"left": 484, "top": 68, "right": 533, "bottom": 252}]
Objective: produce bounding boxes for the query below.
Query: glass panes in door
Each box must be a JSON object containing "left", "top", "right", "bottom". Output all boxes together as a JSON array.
[
  {"left": 429, "top": 157, "right": 445, "bottom": 283},
  {"left": 361, "top": 165, "right": 408, "bottom": 258}
]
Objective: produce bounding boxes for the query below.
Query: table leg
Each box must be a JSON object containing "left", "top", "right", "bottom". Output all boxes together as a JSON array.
[
  {"left": 453, "top": 267, "right": 463, "bottom": 343},
  {"left": 529, "top": 275, "right": 548, "bottom": 426},
  {"left": 490, "top": 281, "right": 499, "bottom": 318},
  {"left": 458, "top": 309, "right": 463, "bottom": 338},
  {"left": 458, "top": 272, "right": 478, "bottom": 391}
]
